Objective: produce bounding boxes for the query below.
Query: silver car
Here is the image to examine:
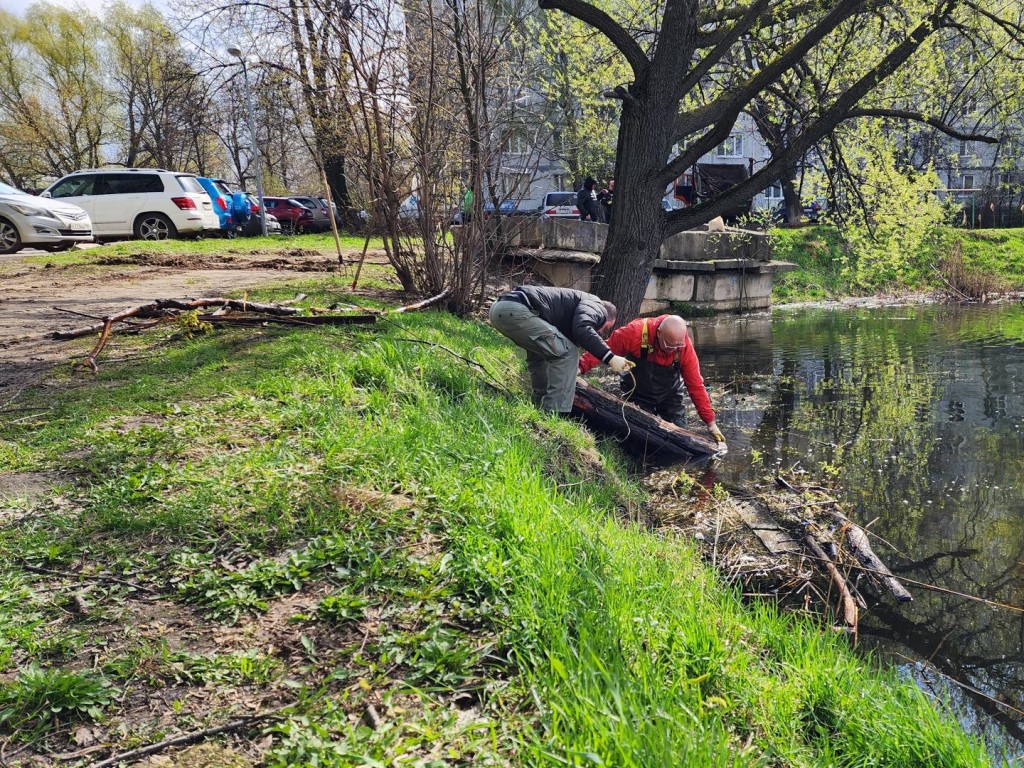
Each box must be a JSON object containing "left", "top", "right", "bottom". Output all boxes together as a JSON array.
[
  {"left": 0, "top": 181, "right": 93, "bottom": 254},
  {"left": 289, "top": 195, "right": 333, "bottom": 233}
]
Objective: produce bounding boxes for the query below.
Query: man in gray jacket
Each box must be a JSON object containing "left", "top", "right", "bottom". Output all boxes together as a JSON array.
[{"left": 489, "top": 285, "right": 634, "bottom": 413}]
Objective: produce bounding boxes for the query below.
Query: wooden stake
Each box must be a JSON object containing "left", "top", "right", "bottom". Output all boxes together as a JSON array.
[{"left": 320, "top": 166, "right": 346, "bottom": 272}]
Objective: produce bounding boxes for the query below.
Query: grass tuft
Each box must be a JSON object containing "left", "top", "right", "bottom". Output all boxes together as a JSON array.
[{"left": 0, "top": 665, "right": 116, "bottom": 740}]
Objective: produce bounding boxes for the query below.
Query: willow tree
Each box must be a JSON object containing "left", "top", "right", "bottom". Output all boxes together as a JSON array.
[
  {"left": 537, "top": 0, "right": 1022, "bottom": 317},
  {"left": 0, "top": 5, "right": 110, "bottom": 180},
  {"left": 106, "top": 3, "right": 216, "bottom": 173}
]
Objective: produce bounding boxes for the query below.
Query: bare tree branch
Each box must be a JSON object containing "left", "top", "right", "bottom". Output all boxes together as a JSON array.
[
  {"left": 537, "top": 0, "right": 649, "bottom": 78},
  {"left": 847, "top": 108, "right": 998, "bottom": 142}
]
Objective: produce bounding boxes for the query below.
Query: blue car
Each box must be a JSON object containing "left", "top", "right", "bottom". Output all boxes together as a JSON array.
[
  {"left": 197, "top": 177, "right": 252, "bottom": 236},
  {"left": 482, "top": 198, "right": 530, "bottom": 218}
]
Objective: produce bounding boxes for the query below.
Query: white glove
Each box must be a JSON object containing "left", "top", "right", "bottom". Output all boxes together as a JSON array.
[{"left": 608, "top": 355, "right": 635, "bottom": 373}]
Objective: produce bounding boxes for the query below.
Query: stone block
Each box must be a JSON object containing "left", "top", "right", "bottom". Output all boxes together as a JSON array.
[
  {"left": 660, "top": 229, "right": 771, "bottom": 262},
  {"left": 509, "top": 218, "right": 543, "bottom": 248},
  {"left": 543, "top": 218, "right": 607, "bottom": 252},
  {"left": 645, "top": 272, "right": 695, "bottom": 302},
  {"left": 528, "top": 258, "right": 592, "bottom": 292}
]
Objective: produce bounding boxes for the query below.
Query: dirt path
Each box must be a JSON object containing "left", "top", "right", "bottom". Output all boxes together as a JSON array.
[{"left": 0, "top": 251, "right": 363, "bottom": 399}]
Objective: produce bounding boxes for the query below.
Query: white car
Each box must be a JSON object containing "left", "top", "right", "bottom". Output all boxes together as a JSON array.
[
  {"left": 538, "top": 191, "right": 580, "bottom": 219},
  {"left": 0, "top": 181, "right": 93, "bottom": 254},
  {"left": 41, "top": 169, "right": 221, "bottom": 241}
]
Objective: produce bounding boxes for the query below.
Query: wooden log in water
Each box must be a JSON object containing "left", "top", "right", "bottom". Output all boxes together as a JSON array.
[
  {"left": 842, "top": 523, "right": 914, "bottom": 603},
  {"left": 805, "top": 534, "right": 859, "bottom": 633},
  {"left": 572, "top": 378, "right": 720, "bottom": 457},
  {"left": 775, "top": 477, "right": 913, "bottom": 603}
]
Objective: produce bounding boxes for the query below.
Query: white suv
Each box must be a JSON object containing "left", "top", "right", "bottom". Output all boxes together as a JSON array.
[
  {"left": 538, "top": 191, "right": 580, "bottom": 219},
  {"left": 42, "top": 169, "right": 221, "bottom": 240}
]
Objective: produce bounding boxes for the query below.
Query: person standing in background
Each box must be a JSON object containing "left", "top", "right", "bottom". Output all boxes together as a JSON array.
[
  {"left": 576, "top": 177, "right": 601, "bottom": 222},
  {"left": 598, "top": 178, "right": 614, "bottom": 223}
]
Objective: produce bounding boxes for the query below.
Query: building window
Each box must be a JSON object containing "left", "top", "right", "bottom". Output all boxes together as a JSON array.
[
  {"left": 716, "top": 135, "right": 744, "bottom": 158},
  {"left": 998, "top": 172, "right": 1013, "bottom": 188},
  {"left": 503, "top": 172, "right": 532, "bottom": 199},
  {"left": 959, "top": 140, "right": 970, "bottom": 156},
  {"left": 765, "top": 182, "right": 784, "bottom": 200},
  {"left": 962, "top": 174, "right": 976, "bottom": 190},
  {"left": 507, "top": 128, "right": 529, "bottom": 156}
]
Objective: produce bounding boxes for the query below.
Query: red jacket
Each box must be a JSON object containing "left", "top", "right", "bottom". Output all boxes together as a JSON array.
[{"left": 579, "top": 315, "right": 716, "bottom": 424}]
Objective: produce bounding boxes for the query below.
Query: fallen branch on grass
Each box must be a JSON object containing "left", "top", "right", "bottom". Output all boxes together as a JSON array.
[
  {"left": 20, "top": 562, "right": 160, "bottom": 595},
  {"left": 86, "top": 709, "right": 284, "bottom": 768},
  {"left": 50, "top": 298, "right": 301, "bottom": 341},
  {"left": 48, "top": 297, "right": 381, "bottom": 374},
  {"left": 390, "top": 287, "right": 451, "bottom": 313}
]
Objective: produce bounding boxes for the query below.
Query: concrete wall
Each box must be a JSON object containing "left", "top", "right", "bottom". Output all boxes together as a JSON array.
[
  {"left": 508, "top": 217, "right": 791, "bottom": 313},
  {"left": 660, "top": 230, "right": 771, "bottom": 262},
  {"left": 510, "top": 218, "right": 769, "bottom": 262},
  {"left": 642, "top": 267, "right": 776, "bottom": 314}
]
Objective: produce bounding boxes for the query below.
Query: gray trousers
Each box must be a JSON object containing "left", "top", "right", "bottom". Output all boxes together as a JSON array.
[{"left": 489, "top": 299, "right": 579, "bottom": 413}]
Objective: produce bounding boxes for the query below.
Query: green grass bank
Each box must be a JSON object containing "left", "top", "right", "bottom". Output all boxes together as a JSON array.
[
  {"left": 772, "top": 225, "right": 1024, "bottom": 302},
  {"left": 0, "top": 287, "right": 992, "bottom": 765}
]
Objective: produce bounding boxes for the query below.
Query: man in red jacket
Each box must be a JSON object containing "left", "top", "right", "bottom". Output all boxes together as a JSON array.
[{"left": 578, "top": 314, "right": 726, "bottom": 446}]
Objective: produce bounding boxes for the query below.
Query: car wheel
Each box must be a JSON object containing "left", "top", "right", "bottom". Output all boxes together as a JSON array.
[
  {"left": 134, "top": 213, "right": 177, "bottom": 241},
  {"left": 0, "top": 217, "right": 22, "bottom": 255}
]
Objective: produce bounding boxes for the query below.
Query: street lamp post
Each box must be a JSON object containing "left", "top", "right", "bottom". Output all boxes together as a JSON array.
[{"left": 227, "top": 44, "right": 267, "bottom": 236}]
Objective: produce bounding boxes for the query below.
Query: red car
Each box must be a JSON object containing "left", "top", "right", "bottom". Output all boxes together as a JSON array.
[{"left": 262, "top": 197, "right": 314, "bottom": 234}]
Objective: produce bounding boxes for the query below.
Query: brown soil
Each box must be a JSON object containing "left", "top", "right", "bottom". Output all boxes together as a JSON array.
[{"left": 0, "top": 250, "right": 388, "bottom": 401}]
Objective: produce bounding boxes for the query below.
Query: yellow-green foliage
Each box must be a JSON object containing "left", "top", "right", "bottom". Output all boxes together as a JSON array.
[
  {"left": 804, "top": 125, "right": 945, "bottom": 291},
  {"left": 528, "top": 13, "right": 628, "bottom": 182}
]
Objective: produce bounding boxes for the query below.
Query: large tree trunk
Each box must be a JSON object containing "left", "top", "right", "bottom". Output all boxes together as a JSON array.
[
  {"left": 323, "top": 152, "right": 356, "bottom": 227},
  {"left": 782, "top": 173, "right": 803, "bottom": 225},
  {"left": 594, "top": 98, "right": 672, "bottom": 321}
]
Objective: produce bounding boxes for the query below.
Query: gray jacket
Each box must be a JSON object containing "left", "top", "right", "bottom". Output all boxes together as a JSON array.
[{"left": 508, "top": 286, "right": 614, "bottom": 362}]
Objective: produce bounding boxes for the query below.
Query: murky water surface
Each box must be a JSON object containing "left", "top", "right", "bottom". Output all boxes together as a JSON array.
[{"left": 691, "top": 303, "right": 1024, "bottom": 761}]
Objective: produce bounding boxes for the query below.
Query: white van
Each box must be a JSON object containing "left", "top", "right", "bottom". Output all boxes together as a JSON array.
[{"left": 42, "top": 169, "right": 221, "bottom": 240}]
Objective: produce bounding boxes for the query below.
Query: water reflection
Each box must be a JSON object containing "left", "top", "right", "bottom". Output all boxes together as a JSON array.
[{"left": 689, "top": 304, "right": 1024, "bottom": 761}]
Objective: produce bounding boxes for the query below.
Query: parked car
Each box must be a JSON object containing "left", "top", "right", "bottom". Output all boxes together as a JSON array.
[
  {"left": 262, "top": 196, "right": 314, "bottom": 234},
  {"left": 240, "top": 194, "right": 282, "bottom": 236},
  {"left": 538, "top": 191, "right": 580, "bottom": 219},
  {"left": 803, "top": 200, "right": 825, "bottom": 223},
  {"left": 289, "top": 195, "right": 332, "bottom": 233},
  {"left": 318, "top": 197, "right": 342, "bottom": 228},
  {"left": 0, "top": 180, "right": 93, "bottom": 254},
  {"left": 483, "top": 199, "right": 531, "bottom": 218},
  {"left": 197, "top": 177, "right": 252, "bottom": 236},
  {"left": 41, "top": 168, "right": 220, "bottom": 240},
  {"left": 399, "top": 194, "right": 420, "bottom": 221}
]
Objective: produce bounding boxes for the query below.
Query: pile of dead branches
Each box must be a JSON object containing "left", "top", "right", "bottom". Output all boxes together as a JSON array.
[
  {"left": 50, "top": 290, "right": 449, "bottom": 373},
  {"left": 645, "top": 471, "right": 911, "bottom": 639}
]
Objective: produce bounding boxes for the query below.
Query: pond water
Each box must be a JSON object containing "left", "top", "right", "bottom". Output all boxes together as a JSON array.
[{"left": 689, "top": 303, "right": 1024, "bottom": 762}]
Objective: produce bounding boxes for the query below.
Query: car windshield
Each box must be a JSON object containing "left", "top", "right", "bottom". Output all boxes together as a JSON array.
[
  {"left": 0, "top": 181, "right": 26, "bottom": 195},
  {"left": 546, "top": 193, "right": 576, "bottom": 206}
]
